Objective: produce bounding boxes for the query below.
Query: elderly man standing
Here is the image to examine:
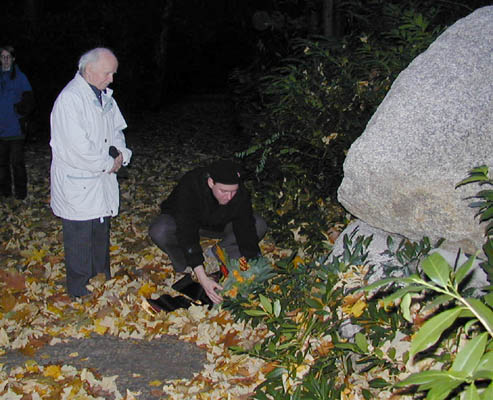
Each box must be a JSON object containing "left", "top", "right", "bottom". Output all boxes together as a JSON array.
[{"left": 50, "top": 47, "right": 132, "bottom": 298}]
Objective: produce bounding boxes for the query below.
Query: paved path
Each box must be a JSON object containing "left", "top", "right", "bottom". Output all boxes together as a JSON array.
[{"left": 1, "top": 334, "right": 206, "bottom": 399}]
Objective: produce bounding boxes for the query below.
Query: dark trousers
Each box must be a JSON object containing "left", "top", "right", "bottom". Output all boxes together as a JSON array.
[
  {"left": 62, "top": 217, "right": 111, "bottom": 297},
  {"left": 0, "top": 138, "right": 27, "bottom": 199},
  {"left": 149, "top": 213, "right": 268, "bottom": 273}
]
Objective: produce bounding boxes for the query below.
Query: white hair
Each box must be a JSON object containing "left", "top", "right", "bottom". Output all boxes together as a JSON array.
[{"left": 78, "top": 47, "right": 115, "bottom": 74}]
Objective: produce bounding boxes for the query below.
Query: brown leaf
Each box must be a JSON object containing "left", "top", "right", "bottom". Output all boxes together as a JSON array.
[
  {"left": 218, "top": 330, "right": 241, "bottom": 347},
  {"left": 0, "top": 292, "right": 17, "bottom": 312},
  {"left": 20, "top": 335, "right": 51, "bottom": 356},
  {"left": 261, "top": 361, "right": 279, "bottom": 375},
  {"left": 210, "top": 311, "right": 233, "bottom": 325},
  {"left": 0, "top": 269, "right": 26, "bottom": 291}
]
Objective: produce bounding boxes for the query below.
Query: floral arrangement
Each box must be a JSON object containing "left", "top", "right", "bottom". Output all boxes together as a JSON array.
[{"left": 214, "top": 246, "right": 277, "bottom": 300}]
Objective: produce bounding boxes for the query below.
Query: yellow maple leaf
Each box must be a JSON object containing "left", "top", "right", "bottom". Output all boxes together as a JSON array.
[
  {"left": 138, "top": 283, "right": 156, "bottom": 297},
  {"left": 94, "top": 319, "right": 108, "bottom": 335},
  {"left": 342, "top": 299, "right": 367, "bottom": 318},
  {"left": 149, "top": 380, "right": 163, "bottom": 387},
  {"left": 293, "top": 256, "right": 304, "bottom": 269},
  {"left": 43, "top": 364, "right": 62, "bottom": 379}
]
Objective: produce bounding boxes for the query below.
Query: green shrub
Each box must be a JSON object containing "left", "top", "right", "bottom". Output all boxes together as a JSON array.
[{"left": 234, "top": 2, "right": 446, "bottom": 255}]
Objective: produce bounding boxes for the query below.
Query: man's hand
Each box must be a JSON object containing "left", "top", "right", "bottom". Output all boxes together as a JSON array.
[
  {"left": 108, "top": 153, "right": 123, "bottom": 174},
  {"left": 194, "top": 265, "right": 223, "bottom": 304}
]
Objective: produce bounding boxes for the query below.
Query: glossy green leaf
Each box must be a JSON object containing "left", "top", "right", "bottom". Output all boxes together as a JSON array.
[
  {"left": 484, "top": 292, "right": 493, "bottom": 308},
  {"left": 259, "top": 293, "right": 273, "bottom": 314},
  {"left": 480, "top": 382, "right": 493, "bottom": 400},
  {"left": 368, "top": 378, "right": 388, "bottom": 388},
  {"left": 421, "top": 252, "right": 450, "bottom": 288},
  {"left": 355, "top": 332, "right": 369, "bottom": 353},
  {"left": 463, "top": 383, "right": 480, "bottom": 400},
  {"left": 423, "top": 294, "right": 454, "bottom": 312},
  {"left": 395, "top": 370, "right": 462, "bottom": 387},
  {"left": 455, "top": 254, "right": 476, "bottom": 287},
  {"left": 400, "top": 292, "right": 412, "bottom": 323},
  {"left": 451, "top": 332, "right": 487, "bottom": 374},
  {"left": 425, "top": 378, "right": 465, "bottom": 399},
  {"left": 464, "top": 319, "right": 479, "bottom": 334},
  {"left": 244, "top": 309, "right": 268, "bottom": 317},
  {"left": 409, "top": 307, "right": 463, "bottom": 359},
  {"left": 476, "top": 350, "right": 493, "bottom": 373},
  {"left": 480, "top": 207, "right": 493, "bottom": 222},
  {"left": 382, "top": 285, "right": 424, "bottom": 308},
  {"left": 306, "top": 298, "right": 323, "bottom": 309},
  {"left": 362, "top": 278, "right": 396, "bottom": 292},
  {"left": 273, "top": 299, "right": 281, "bottom": 318},
  {"left": 266, "top": 367, "right": 288, "bottom": 379},
  {"left": 476, "top": 190, "right": 493, "bottom": 201},
  {"left": 466, "top": 298, "right": 493, "bottom": 335}
]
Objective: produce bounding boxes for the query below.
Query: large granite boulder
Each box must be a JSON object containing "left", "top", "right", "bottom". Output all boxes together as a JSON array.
[{"left": 337, "top": 6, "right": 493, "bottom": 255}]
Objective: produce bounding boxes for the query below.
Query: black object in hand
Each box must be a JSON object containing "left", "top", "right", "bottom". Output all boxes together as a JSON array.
[
  {"left": 108, "top": 146, "right": 129, "bottom": 178},
  {"left": 109, "top": 145, "right": 119, "bottom": 158}
]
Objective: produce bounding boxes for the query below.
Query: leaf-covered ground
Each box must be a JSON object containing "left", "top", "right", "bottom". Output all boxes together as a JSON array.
[{"left": 0, "top": 99, "right": 290, "bottom": 399}]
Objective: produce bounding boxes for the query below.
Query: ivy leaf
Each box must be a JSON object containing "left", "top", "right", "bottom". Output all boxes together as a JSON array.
[
  {"left": 409, "top": 307, "right": 463, "bottom": 359},
  {"left": 421, "top": 252, "right": 450, "bottom": 288}
]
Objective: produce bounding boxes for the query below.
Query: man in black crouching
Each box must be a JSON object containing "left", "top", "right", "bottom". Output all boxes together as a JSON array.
[{"left": 149, "top": 159, "right": 267, "bottom": 306}]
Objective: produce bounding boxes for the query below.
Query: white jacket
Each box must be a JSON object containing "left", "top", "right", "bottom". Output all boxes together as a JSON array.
[{"left": 50, "top": 73, "right": 132, "bottom": 221}]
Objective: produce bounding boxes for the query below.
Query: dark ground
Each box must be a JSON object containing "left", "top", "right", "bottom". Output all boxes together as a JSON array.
[{"left": 0, "top": 335, "right": 206, "bottom": 399}]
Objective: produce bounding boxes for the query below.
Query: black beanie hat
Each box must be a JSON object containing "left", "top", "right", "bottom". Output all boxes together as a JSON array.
[{"left": 208, "top": 160, "right": 242, "bottom": 184}]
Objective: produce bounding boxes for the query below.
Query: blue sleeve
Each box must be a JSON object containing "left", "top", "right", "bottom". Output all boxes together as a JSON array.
[{"left": 17, "top": 71, "right": 32, "bottom": 93}]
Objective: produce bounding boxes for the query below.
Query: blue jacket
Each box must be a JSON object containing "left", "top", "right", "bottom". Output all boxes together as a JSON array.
[{"left": 0, "top": 65, "right": 32, "bottom": 138}]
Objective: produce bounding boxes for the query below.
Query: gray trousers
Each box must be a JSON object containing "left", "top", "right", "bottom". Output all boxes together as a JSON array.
[
  {"left": 149, "top": 213, "right": 267, "bottom": 273},
  {"left": 62, "top": 217, "right": 111, "bottom": 297}
]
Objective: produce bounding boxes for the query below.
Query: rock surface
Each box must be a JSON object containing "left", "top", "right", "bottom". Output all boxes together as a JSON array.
[
  {"left": 337, "top": 6, "right": 493, "bottom": 254},
  {"left": 332, "top": 220, "right": 489, "bottom": 293}
]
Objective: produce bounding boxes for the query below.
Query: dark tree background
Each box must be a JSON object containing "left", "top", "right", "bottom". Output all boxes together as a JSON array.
[
  {"left": 3, "top": 0, "right": 491, "bottom": 134},
  {"left": 3, "top": 0, "right": 263, "bottom": 119}
]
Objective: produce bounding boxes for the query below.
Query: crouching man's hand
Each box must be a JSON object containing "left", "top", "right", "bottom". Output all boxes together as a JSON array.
[{"left": 194, "top": 265, "right": 223, "bottom": 304}]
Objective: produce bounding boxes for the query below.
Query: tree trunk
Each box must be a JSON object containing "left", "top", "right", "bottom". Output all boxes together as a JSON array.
[
  {"left": 322, "top": 0, "right": 334, "bottom": 37},
  {"left": 151, "top": 0, "right": 174, "bottom": 110},
  {"left": 24, "top": 0, "right": 42, "bottom": 34}
]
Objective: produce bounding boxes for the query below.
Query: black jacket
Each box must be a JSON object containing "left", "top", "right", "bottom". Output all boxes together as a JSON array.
[{"left": 160, "top": 167, "right": 260, "bottom": 267}]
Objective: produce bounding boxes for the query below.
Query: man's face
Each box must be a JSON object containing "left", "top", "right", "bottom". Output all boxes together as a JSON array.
[
  {"left": 0, "top": 50, "right": 14, "bottom": 71},
  {"left": 85, "top": 52, "right": 118, "bottom": 90},
  {"left": 208, "top": 178, "right": 238, "bottom": 205}
]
